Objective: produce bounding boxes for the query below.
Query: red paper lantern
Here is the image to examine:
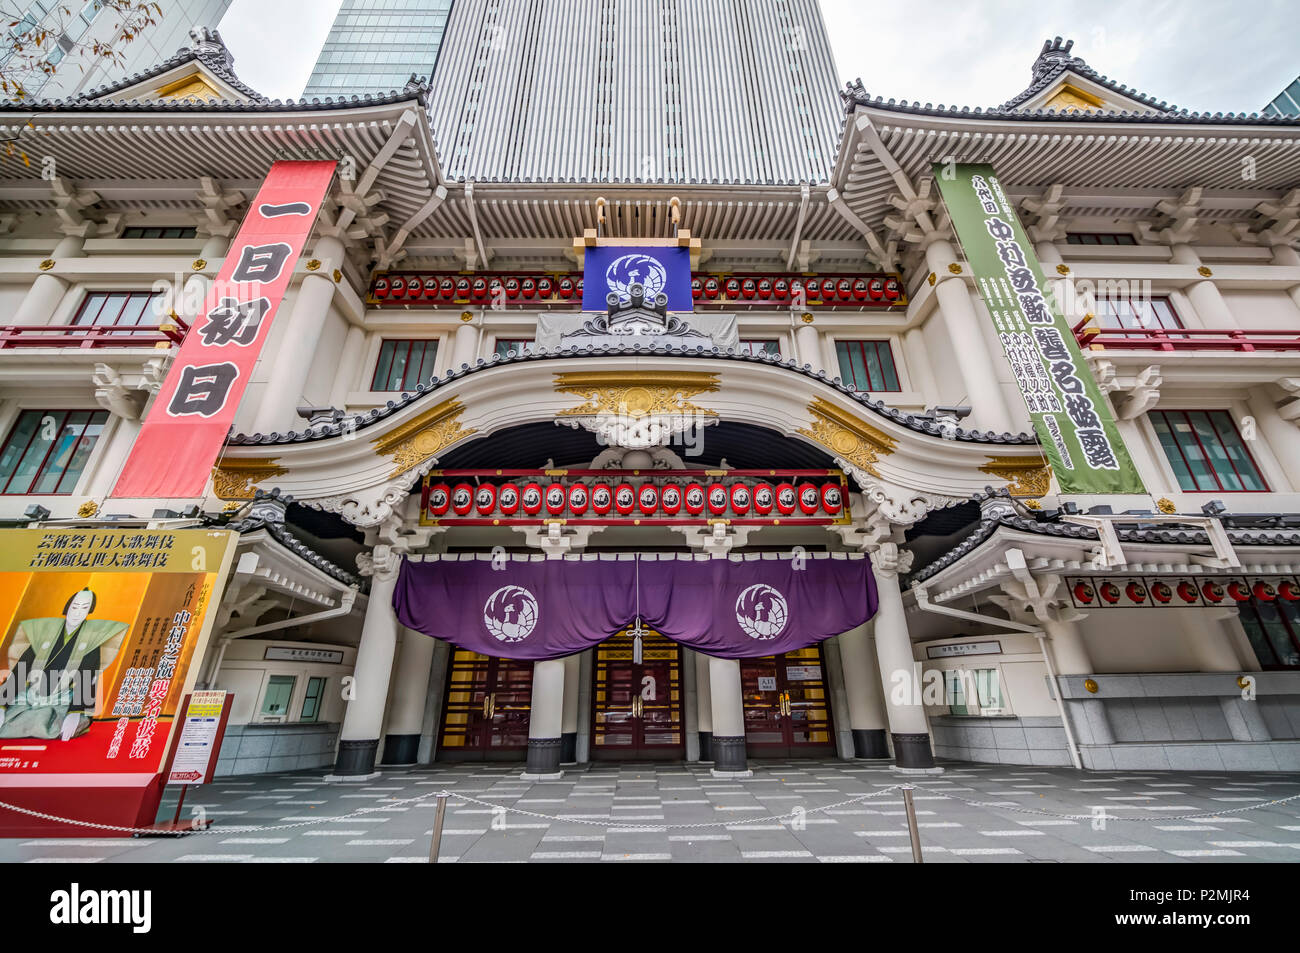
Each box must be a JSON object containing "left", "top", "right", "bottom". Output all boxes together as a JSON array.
[
  {"left": 558, "top": 277, "right": 576, "bottom": 299},
  {"left": 752, "top": 483, "right": 775, "bottom": 515},
  {"left": 544, "top": 483, "right": 567, "bottom": 515},
  {"left": 867, "top": 277, "right": 884, "bottom": 301},
  {"left": 471, "top": 277, "right": 488, "bottom": 300},
  {"left": 1177, "top": 580, "right": 1199, "bottom": 603},
  {"left": 373, "top": 276, "right": 391, "bottom": 298},
  {"left": 406, "top": 277, "right": 423, "bottom": 300},
  {"left": 660, "top": 483, "right": 682, "bottom": 515},
  {"left": 474, "top": 484, "right": 497, "bottom": 515},
  {"left": 498, "top": 484, "right": 520, "bottom": 515},
  {"left": 773, "top": 278, "right": 789, "bottom": 300},
  {"left": 730, "top": 483, "right": 751, "bottom": 515},
  {"left": 521, "top": 277, "right": 537, "bottom": 299},
  {"left": 775, "top": 483, "right": 797, "bottom": 515},
  {"left": 852, "top": 278, "right": 868, "bottom": 301},
  {"left": 821, "top": 483, "right": 844, "bottom": 515},
  {"left": 804, "top": 278, "right": 820, "bottom": 301},
  {"left": 1125, "top": 581, "right": 1147, "bottom": 604},
  {"left": 741, "top": 278, "right": 757, "bottom": 299},
  {"left": 521, "top": 482, "right": 543, "bottom": 515},
  {"left": 1227, "top": 580, "right": 1252, "bottom": 602},
  {"left": 504, "top": 277, "right": 521, "bottom": 299},
  {"left": 797, "top": 483, "right": 820, "bottom": 515},
  {"left": 451, "top": 483, "right": 474, "bottom": 516},
  {"left": 591, "top": 483, "right": 613, "bottom": 515},
  {"left": 691, "top": 278, "right": 703, "bottom": 299},
  {"left": 684, "top": 483, "right": 706, "bottom": 515},
  {"left": 757, "top": 278, "right": 773, "bottom": 299},
  {"left": 422, "top": 277, "right": 439, "bottom": 299},
  {"left": 1280, "top": 580, "right": 1300, "bottom": 601},
  {"left": 703, "top": 277, "right": 721, "bottom": 299},
  {"left": 427, "top": 483, "right": 451, "bottom": 516},
  {"left": 536, "top": 277, "right": 554, "bottom": 298},
  {"left": 724, "top": 278, "right": 741, "bottom": 299},
  {"left": 820, "top": 278, "right": 837, "bottom": 300},
  {"left": 439, "top": 277, "right": 456, "bottom": 299},
  {"left": 1099, "top": 581, "right": 1121, "bottom": 604},
  {"left": 1072, "top": 580, "right": 1095, "bottom": 604},
  {"left": 455, "top": 277, "right": 471, "bottom": 298},
  {"left": 568, "top": 483, "right": 589, "bottom": 515},
  {"left": 1201, "top": 580, "right": 1226, "bottom": 603},
  {"left": 836, "top": 278, "right": 853, "bottom": 301},
  {"left": 638, "top": 484, "right": 659, "bottom": 516},
  {"left": 614, "top": 484, "right": 636, "bottom": 516},
  {"left": 1252, "top": 580, "right": 1277, "bottom": 602},
  {"left": 884, "top": 277, "right": 902, "bottom": 301},
  {"left": 706, "top": 484, "right": 729, "bottom": 515},
  {"left": 389, "top": 276, "right": 407, "bottom": 297},
  {"left": 1150, "top": 581, "right": 1173, "bottom": 604}
]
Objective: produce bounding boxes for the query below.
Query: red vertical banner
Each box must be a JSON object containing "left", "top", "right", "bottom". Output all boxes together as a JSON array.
[{"left": 112, "top": 160, "right": 336, "bottom": 499}]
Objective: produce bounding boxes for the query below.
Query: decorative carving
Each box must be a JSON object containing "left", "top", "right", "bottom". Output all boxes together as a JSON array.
[
  {"left": 191, "top": 258, "right": 208, "bottom": 271},
  {"left": 947, "top": 262, "right": 962, "bottom": 275},
  {"left": 306, "top": 259, "right": 322, "bottom": 271},
  {"left": 38, "top": 259, "right": 55, "bottom": 271},
  {"left": 77, "top": 500, "right": 99, "bottom": 518},
  {"left": 801, "top": 313, "right": 815, "bottom": 324},
  {"left": 1055, "top": 263, "right": 1071, "bottom": 275},
  {"left": 1197, "top": 265, "right": 1213, "bottom": 278},
  {"left": 372, "top": 398, "right": 475, "bottom": 480},
  {"left": 927, "top": 272, "right": 936, "bottom": 286},
  {"left": 211, "top": 457, "right": 288, "bottom": 500},
  {"left": 1156, "top": 496, "right": 1178, "bottom": 514},
  {"left": 555, "top": 371, "right": 720, "bottom": 420},
  {"left": 978, "top": 456, "right": 1052, "bottom": 498},
  {"left": 797, "top": 398, "right": 898, "bottom": 479}
]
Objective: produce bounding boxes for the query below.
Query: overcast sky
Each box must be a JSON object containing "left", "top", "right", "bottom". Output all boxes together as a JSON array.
[{"left": 219, "top": 0, "right": 1297, "bottom": 113}]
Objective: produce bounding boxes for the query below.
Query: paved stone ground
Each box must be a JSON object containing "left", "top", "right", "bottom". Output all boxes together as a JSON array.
[{"left": 3, "top": 760, "right": 1300, "bottom": 863}]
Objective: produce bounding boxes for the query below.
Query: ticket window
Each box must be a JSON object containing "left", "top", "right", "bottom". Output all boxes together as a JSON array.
[{"left": 258, "top": 674, "right": 296, "bottom": 723}]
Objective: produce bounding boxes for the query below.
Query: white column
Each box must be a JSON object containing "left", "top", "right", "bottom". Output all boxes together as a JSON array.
[
  {"left": 86, "top": 417, "right": 142, "bottom": 497},
  {"left": 1185, "top": 611, "right": 1273, "bottom": 742},
  {"left": 694, "top": 650, "right": 713, "bottom": 760},
  {"left": 1044, "top": 612, "right": 1113, "bottom": 747},
  {"left": 795, "top": 319, "right": 826, "bottom": 372},
  {"left": 837, "top": 623, "right": 889, "bottom": 758},
  {"left": 250, "top": 235, "right": 345, "bottom": 434},
  {"left": 336, "top": 559, "right": 400, "bottom": 776},
  {"left": 1171, "top": 244, "right": 1238, "bottom": 328},
  {"left": 561, "top": 652, "right": 581, "bottom": 763},
  {"left": 902, "top": 326, "right": 939, "bottom": 403},
  {"left": 1271, "top": 244, "right": 1300, "bottom": 312},
  {"left": 925, "top": 240, "right": 1017, "bottom": 434},
  {"left": 328, "top": 324, "right": 368, "bottom": 409},
  {"left": 449, "top": 315, "right": 479, "bottom": 369},
  {"left": 1247, "top": 386, "right": 1300, "bottom": 488},
  {"left": 380, "top": 626, "right": 436, "bottom": 765},
  {"left": 871, "top": 557, "right": 936, "bottom": 769},
  {"left": 708, "top": 656, "right": 749, "bottom": 775},
  {"left": 12, "top": 236, "right": 84, "bottom": 326},
  {"left": 523, "top": 658, "right": 566, "bottom": 777}
]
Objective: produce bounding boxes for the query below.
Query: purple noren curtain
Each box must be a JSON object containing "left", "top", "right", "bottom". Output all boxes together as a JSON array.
[{"left": 393, "top": 553, "right": 876, "bottom": 660}]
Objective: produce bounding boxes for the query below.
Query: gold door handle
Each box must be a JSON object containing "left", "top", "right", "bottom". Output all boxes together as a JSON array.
[
  {"left": 488, "top": 693, "right": 497, "bottom": 718},
  {"left": 482, "top": 694, "right": 491, "bottom": 718},
  {"left": 781, "top": 692, "right": 791, "bottom": 716},
  {"left": 633, "top": 696, "right": 642, "bottom": 718}
]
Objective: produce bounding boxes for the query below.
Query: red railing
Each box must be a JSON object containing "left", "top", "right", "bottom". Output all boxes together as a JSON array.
[
  {"left": 1073, "top": 319, "right": 1300, "bottom": 352},
  {"left": 0, "top": 318, "right": 188, "bottom": 350}
]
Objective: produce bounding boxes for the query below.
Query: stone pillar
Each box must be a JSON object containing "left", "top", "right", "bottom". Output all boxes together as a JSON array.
[
  {"left": 1171, "top": 244, "right": 1238, "bottom": 328},
  {"left": 1043, "top": 613, "right": 1113, "bottom": 746},
  {"left": 561, "top": 652, "right": 581, "bottom": 763},
  {"left": 1185, "top": 611, "right": 1273, "bottom": 742},
  {"left": 708, "top": 656, "right": 749, "bottom": 776},
  {"left": 450, "top": 314, "right": 479, "bottom": 369},
  {"left": 925, "top": 240, "right": 1017, "bottom": 434},
  {"left": 524, "top": 658, "right": 566, "bottom": 778},
  {"left": 329, "top": 324, "right": 368, "bottom": 409},
  {"left": 871, "top": 556, "right": 937, "bottom": 770},
  {"left": 250, "top": 235, "right": 345, "bottom": 434},
  {"left": 837, "top": 623, "right": 889, "bottom": 758},
  {"left": 12, "top": 236, "right": 84, "bottom": 326},
  {"left": 902, "top": 326, "right": 939, "bottom": 402},
  {"left": 695, "top": 651, "right": 713, "bottom": 761},
  {"left": 1247, "top": 386, "right": 1300, "bottom": 487},
  {"left": 795, "top": 319, "right": 826, "bottom": 373},
  {"left": 380, "top": 626, "right": 436, "bottom": 765},
  {"left": 336, "top": 551, "right": 401, "bottom": 776}
]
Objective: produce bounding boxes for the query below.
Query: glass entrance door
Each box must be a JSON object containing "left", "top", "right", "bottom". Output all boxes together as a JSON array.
[
  {"left": 438, "top": 650, "right": 533, "bottom": 760},
  {"left": 740, "top": 645, "right": 836, "bottom": 757},
  {"left": 592, "top": 627, "right": 684, "bottom": 760}
]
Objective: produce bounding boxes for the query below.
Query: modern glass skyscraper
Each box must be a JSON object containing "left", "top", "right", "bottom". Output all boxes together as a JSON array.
[
  {"left": 303, "top": 0, "right": 454, "bottom": 98},
  {"left": 1263, "top": 75, "right": 1300, "bottom": 117}
]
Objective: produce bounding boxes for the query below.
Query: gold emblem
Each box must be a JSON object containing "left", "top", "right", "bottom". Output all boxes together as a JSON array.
[
  {"left": 947, "top": 263, "right": 962, "bottom": 274},
  {"left": 978, "top": 455, "right": 1052, "bottom": 498},
  {"left": 192, "top": 258, "right": 208, "bottom": 271},
  {"left": 1156, "top": 497, "right": 1177, "bottom": 514},
  {"left": 373, "top": 398, "right": 475, "bottom": 479},
  {"left": 554, "top": 371, "right": 720, "bottom": 420},
  {"left": 211, "top": 457, "right": 288, "bottom": 500},
  {"left": 76, "top": 500, "right": 99, "bottom": 518},
  {"left": 800, "top": 313, "right": 814, "bottom": 324},
  {"left": 38, "top": 259, "right": 55, "bottom": 271},
  {"left": 1197, "top": 265, "right": 1213, "bottom": 278},
  {"left": 1055, "top": 263, "right": 1070, "bottom": 276},
  {"left": 927, "top": 272, "right": 936, "bottom": 286},
  {"left": 306, "top": 259, "right": 322, "bottom": 271},
  {"left": 1084, "top": 678, "right": 1099, "bottom": 694},
  {"left": 797, "top": 398, "right": 898, "bottom": 478}
]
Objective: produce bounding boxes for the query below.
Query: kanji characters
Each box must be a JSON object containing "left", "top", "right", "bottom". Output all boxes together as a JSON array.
[
  {"left": 197, "top": 296, "right": 272, "bottom": 347},
  {"left": 229, "top": 241, "right": 293, "bottom": 283},
  {"left": 167, "top": 362, "right": 239, "bottom": 418}
]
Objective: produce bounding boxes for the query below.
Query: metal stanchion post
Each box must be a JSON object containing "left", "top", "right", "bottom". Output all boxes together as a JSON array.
[
  {"left": 428, "top": 792, "right": 448, "bottom": 864},
  {"left": 902, "top": 785, "right": 924, "bottom": 864}
]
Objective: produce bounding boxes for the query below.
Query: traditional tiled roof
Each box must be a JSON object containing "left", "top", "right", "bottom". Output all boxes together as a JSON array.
[
  {"left": 224, "top": 345, "right": 1039, "bottom": 447},
  {"left": 999, "top": 36, "right": 1174, "bottom": 112}
]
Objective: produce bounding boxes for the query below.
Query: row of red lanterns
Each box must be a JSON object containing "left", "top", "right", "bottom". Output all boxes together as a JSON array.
[
  {"left": 427, "top": 480, "right": 845, "bottom": 518},
  {"left": 374, "top": 274, "right": 580, "bottom": 302},
  {"left": 692, "top": 275, "right": 902, "bottom": 303},
  {"left": 1072, "top": 577, "right": 1300, "bottom": 606}
]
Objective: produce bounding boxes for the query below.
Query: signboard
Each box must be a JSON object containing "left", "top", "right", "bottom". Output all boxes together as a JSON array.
[
  {"left": 757, "top": 676, "right": 778, "bottom": 691},
  {"left": 112, "top": 160, "right": 336, "bottom": 499},
  {"left": 582, "top": 243, "right": 693, "bottom": 312},
  {"left": 785, "top": 665, "right": 822, "bottom": 681},
  {"left": 934, "top": 163, "right": 1145, "bottom": 495},
  {"left": 165, "top": 690, "right": 232, "bottom": 785},
  {"left": 264, "top": 646, "right": 344, "bottom": 664},
  {"left": 0, "top": 528, "right": 237, "bottom": 835},
  {"left": 926, "top": 641, "right": 1003, "bottom": 659}
]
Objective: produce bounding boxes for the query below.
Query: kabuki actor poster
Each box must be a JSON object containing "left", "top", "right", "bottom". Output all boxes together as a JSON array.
[
  {"left": 112, "top": 160, "right": 336, "bottom": 499},
  {"left": 935, "top": 163, "right": 1145, "bottom": 495},
  {"left": 0, "top": 528, "right": 236, "bottom": 835}
]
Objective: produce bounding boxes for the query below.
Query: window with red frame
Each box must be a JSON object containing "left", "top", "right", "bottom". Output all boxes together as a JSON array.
[
  {"left": 0, "top": 409, "right": 109, "bottom": 495},
  {"left": 1149, "top": 410, "right": 1267, "bottom": 492},
  {"left": 372, "top": 340, "right": 439, "bottom": 391},
  {"left": 1094, "top": 294, "right": 1183, "bottom": 337},
  {"left": 73, "top": 291, "right": 165, "bottom": 327},
  {"left": 834, "top": 340, "right": 900, "bottom": 392}
]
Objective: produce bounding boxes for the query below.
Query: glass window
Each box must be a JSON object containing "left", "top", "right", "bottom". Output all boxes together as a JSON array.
[
  {"left": 1150, "top": 410, "right": 1267, "bottom": 492},
  {"left": 943, "top": 668, "right": 1003, "bottom": 715},
  {"left": 1094, "top": 294, "right": 1183, "bottom": 337},
  {"left": 1239, "top": 600, "right": 1300, "bottom": 669},
  {"left": 300, "top": 676, "right": 326, "bottom": 722},
  {"left": 0, "top": 409, "right": 108, "bottom": 495},
  {"left": 494, "top": 338, "right": 534, "bottom": 358},
  {"left": 739, "top": 340, "right": 780, "bottom": 356},
  {"left": 372, "top": 339, "right": 439, "bottom": 391},
  {"left": 835, "top": 340, "right": 901, "bottom": 392},
  {"left": 1065, "top": 232, "right": 1137, "bottom": 245},
  {"left": 261, "top": 675, "right": 296, "bottom": 717},
  {"left": 120, "top": 226, "right": 197, "bottom": 239},
  {"left": 72, "top": 291, "right": 164, "bottom": 326}
]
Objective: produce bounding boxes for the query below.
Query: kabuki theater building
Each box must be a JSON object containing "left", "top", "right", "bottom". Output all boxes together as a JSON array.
[{"left": 2, "top": 12, "right": 1300, "bottom": 829}]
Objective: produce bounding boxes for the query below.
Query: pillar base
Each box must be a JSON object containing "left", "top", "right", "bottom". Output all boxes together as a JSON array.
[
  {"left": 525, "top": 737, "right": 563, "bottom": 776},
  {"left": 560, "top": 732, "right": 578, "bottom": 764},
  {"left": 890, "top": 731, "right": 936, "bottom": 770},
  {"left": 698, "top": 731, "right": 713, "bottom": 762},
  {"left": 710, "top": 734, "right": 747, "bottom": 774},
  {"left": 851, "top": 728, "right": 890, "bottom": 760},
  {"left": 381, "top": 733, "right": 420, "bottom": 766},
  {"left": 334, "top": 738, "right": 378, "bottom": 777}
]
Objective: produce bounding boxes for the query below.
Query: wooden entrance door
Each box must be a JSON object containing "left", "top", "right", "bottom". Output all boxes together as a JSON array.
[
  {"left": 438, "top": 650, "right": 533, "bottom": 760},
  {"left": 740, "top": 645, "right": 836, "bottom": 757},
  {"left": 592, "top": 627, "right": 684, "bottom": 760}
]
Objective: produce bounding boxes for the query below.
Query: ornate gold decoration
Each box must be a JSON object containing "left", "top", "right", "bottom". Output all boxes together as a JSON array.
[
  {"left": 306, "top": 259, "right": 322, "bottom": 271},
  {"left": 372, "top": 398, "right": 475, "bottom": 479},
  {"left": 1156, "top": 497, "right": 1178, "bottom": 514},
  {"left": 1197, "top": 265, "right": 1213, "bottom": 278},
  {"left": 797, "top": 398, "right": 898, "bottom": 478},
  {"left": 947, "top": 263, "right": 962, "bottom": 274},
  {"left": 76, "top": 500, "right": 99, "bottom": 518},
  {"left": 1042, "top": 83, "right": 1105, "bottom": 113},
  {"left": 156, "top": 74, "right": 224, "bottom": 101},
  {"left": 927, "top": 272, "right": 936, "bottom": 286},
  {"left": 211, "top": 457, "right": 288, "bottom": 500},
  {"left": 554, "top": 371, "right": 721, "bottom": 420},
  {"left": 222, "top": 501, "right": 243, "bottom": 513},
  {"left": 460, "top": 311, "right": 474, "bottom": 322},
  {"left": 38, "top": 259, "right": 55, "bottom": 271},
  {"left": 333, "top": 269, "right": 343, "bottom": 283},
  {"left": 979, "top": 455, "right": 1052, "bottom": 498},
  {"left": 191, "top": 258, "right": 208, "bottom": 271},
  {"left": 1023, "top": 498, "right": 1042, "bottom": 510},
  {"left": 1055, "top": 263, "right": 1070, "bottom": 275},
  {"left": 1236, "top": 675, "right": 1251, "bottom": 690},
  {"left": 1084, "top": 678, "right": 1099, "bottom": 694}
]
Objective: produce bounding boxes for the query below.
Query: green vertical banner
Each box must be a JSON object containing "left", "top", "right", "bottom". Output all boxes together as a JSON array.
[{"left": 935, "top": 163, "right": 1145, "bottom": 494}]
